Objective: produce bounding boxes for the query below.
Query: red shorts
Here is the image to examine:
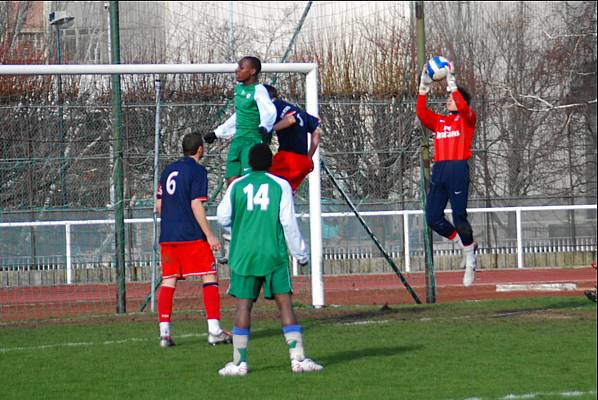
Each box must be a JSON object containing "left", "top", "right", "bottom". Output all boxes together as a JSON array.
[
  {"left": 160, "top": 240, "right": 216, "bottom": 279},
  {"left": 268, "top": 150, "right": 313, "bottom": 191}
]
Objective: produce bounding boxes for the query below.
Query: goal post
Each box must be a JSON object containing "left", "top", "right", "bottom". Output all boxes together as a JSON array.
[{"left": 0, "top": 62, "right": 325, "bottom": 309}]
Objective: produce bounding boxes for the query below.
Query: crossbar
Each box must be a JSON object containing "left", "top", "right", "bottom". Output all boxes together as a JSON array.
[{"left": 0, "top": 63, "right": 317, "bottom": 75}]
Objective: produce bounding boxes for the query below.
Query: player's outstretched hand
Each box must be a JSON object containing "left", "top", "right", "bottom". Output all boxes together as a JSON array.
[
  {"left": 204, "top": 131, "right": 217, "bottom": 144},
  {"left": 259, "top": 126, "right": 272, "bottom": 145},
  {"left": 207, "top": 234, "right": 222, "bottom": 252},
  {"left": 419, "top": 65, "right": 433, "bottom": 95},
  {"left": 446, "top": 63, "right": 457, "bottom": 92}
]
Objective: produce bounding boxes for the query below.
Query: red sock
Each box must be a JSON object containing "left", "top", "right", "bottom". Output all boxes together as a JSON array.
[
  {"left": 158, "top": 286, "right": 175, "bottom": 323},
  {"left": 202, "top": 282, "right": 220, "bottom": 320}
]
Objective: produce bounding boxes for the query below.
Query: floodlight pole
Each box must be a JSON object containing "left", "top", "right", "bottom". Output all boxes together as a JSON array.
[
  {"left": 49, "top": 13, "right": 71, "bottom": 207},
  {"left": 109, "top": 0, "right": 127, "bottom": 314},
  {"left": 415, "top": 1, "right": 436, "bottom": 304}
]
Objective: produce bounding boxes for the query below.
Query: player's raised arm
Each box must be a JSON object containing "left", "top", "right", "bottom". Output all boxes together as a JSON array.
[
  {"left": 255, "top": 84, "right": 276, "bottom": 132},
  {"left": 416, "top": 66, "right": 443, "bottom": 132},
  {"left": 307, "top": 128, "right": 321, "bottom": 160},
  {"left": 447, "top": 69, "right": 476, "bottom": 127},
  {"left": 273, "top": 111, "right": 297, "bottom": 131},
  {"left": 206, "top": 113, "right": 236, "bottom": 143}
]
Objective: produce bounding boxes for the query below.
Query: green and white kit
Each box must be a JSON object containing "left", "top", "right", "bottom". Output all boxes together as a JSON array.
[
  {"left": 216, "top": 171, "right": 308, "bottom": 277},
  {"left": 214, "top": 83, "right": 276, "bottom": 178}
]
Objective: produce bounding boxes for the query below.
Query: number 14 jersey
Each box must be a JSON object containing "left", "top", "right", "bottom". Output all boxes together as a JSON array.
[{"left": 216, "top": 171, "right": 308, "bottom": 276}]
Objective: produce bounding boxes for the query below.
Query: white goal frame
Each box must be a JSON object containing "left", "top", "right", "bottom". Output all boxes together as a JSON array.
[{"left": 0, "top": 63, "right": 325, "bottom": 308}]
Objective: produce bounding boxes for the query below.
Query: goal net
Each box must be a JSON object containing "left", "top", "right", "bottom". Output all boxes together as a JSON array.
[{"left": 0, "top": 63, "right": 325, "bottom": 321}]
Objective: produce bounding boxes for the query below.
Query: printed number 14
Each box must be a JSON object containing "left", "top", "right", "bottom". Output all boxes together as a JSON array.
[{"left": 243, "top": 184, "right": 270, "bottom": 211}]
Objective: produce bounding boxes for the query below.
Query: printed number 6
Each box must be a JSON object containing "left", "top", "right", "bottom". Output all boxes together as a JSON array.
[{"left": 166, "top": 171, "right": 179, "bottom": 195}]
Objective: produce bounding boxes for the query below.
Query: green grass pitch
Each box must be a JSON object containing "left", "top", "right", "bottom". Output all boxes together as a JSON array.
[{"left": 0, "top": 297, "right": 595, "bottom": 400}]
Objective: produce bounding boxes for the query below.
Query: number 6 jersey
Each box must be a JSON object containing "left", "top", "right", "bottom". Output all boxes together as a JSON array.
[
  {"left": 157, "top": 157, "right": 209, "bottom": 243},
  {"left": 216, "top": 171, "right": 308, "bottom": 276}
]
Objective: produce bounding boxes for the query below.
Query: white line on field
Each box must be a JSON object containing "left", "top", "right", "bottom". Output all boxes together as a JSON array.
[
  {"left": 341, "top": 319, "right": 391, "bottom": 326},
  {"left": 0, "top": 333, "right": 206, "bottom": 353},
  {"left": 496, "top": 283, "right": 577, "bottom": 292},
  {"left": 445, "top": 390, "right": 597, "bottom": 400}
]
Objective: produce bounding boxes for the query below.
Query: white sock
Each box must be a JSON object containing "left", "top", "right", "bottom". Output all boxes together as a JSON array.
[
  {"left": 159, "top": 322, "right": 170, "bottom": 338},
  {"left": 208, "top": 319, "right": 221, "bottom": 335},
  {"left": 283, "top": 325, "right": 305, "bottom": 362},
  {"left": 463, "top": 243, "right": 476, "bottom": 254},
  {"left": 463, "top": 243, "right": 477, "bottom": 266},
  {"left": 233, "top": 336, "right": 249, "bottom": 365}
]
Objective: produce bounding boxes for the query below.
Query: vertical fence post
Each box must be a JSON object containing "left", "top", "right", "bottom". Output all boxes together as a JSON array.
[
  {"left": 150, "top": 78, "right": 161, "bottom": 312},
  {"left": 403, "top": 212, "right": 411, "bottom": 272},
  {"left": 65, "top": 224, "right": 72, "bottom": 284},
  {"left": 516, "top": 208, "right": 524, "bottom": 268},
  {"left": 110, "top": 0, "right": 127, "bottom": 314}
]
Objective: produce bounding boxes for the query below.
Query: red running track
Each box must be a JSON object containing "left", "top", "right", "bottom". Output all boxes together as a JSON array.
[{"left": 0, "top": 267, "right": 595, "bottom": 321}]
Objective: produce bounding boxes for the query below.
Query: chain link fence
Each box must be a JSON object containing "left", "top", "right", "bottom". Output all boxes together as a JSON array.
[{"left": 1, "top": 73, "right": 596, "bottom": 273}]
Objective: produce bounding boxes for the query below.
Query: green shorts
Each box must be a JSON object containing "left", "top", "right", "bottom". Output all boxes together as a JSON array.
[
  {"left": 228, "top": 267, "right": 293, "bottom": 300},
  {"left": 226, "top": 137, "right": 261, "bottom": 179}
]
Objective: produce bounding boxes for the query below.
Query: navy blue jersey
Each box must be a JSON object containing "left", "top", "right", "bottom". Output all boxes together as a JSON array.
[
  {"left": 157, "top": 157, "right": 208, "bottom": 243},
  {"left": 273, "top": 99, "right": 320, "bottom": 155}
]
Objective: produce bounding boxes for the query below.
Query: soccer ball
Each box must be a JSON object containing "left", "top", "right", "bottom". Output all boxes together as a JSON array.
[{"left": 426, "top": 56, "right": 451, "bottom": 81}]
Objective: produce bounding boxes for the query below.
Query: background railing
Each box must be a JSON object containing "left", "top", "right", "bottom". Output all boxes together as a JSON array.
[{"left": 1, "top": 204, "right": 595, "bottom": 287}]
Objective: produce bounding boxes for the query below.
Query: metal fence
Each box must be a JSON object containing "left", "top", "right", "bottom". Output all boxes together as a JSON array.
[
  {"left": 1, "top": 73, "right": 596, "bottom": 292},
  {"left": 1, "top": 204, "right": 595, "bottom": 287},
  {"left": 1, "top": 93, "right": 596, "bottom": 212}
]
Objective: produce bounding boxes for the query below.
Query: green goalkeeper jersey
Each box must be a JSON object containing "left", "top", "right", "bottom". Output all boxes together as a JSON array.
[
  {"left": 216, "top": 171, "right": 308, "bottom": 276},
  {"left": 213, "top": 83, "right": 276, "bottom": 140}
]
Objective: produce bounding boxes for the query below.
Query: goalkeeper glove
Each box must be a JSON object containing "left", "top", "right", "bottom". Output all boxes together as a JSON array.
[
  {"left": 204, "top": 131, "right": 217, "bottom": 144},
  {"left": 446, "top": 63, "right": 458, "bottom": 92},
  {"left": 259, "top": 126, "right": 272, "bottom": 145},
  {"left": 419, "top": 66, "right": 433, "bottom": 95}
]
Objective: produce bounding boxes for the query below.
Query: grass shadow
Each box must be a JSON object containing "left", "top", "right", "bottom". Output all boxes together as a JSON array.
[
  {"left": 298, "top": 306, "right": 428, "bottom": 326},
  {"left": 251, "top": 344, "right": 423, "bottom": 374},
  {"left": 492, "top": 297, "right": 596, "bottom": 318},
  {"left": 320, "top": 344, "right": 423, "bottom": 365}
]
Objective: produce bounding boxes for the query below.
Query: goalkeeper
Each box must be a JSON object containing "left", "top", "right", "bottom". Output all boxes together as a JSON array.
[
  {"left": 216, "top": 143, "right": 323, "bottom": 376},
  {"left": 204, "top": 56, "right": 276, "bottom": 186},
  {"left": 416, "top": 61, "right": 478, "bottom": 287}
]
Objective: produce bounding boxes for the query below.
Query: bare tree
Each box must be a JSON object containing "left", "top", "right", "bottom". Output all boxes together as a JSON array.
[{"left": 0, "top": 1, "right": 35, "bottom": 62}]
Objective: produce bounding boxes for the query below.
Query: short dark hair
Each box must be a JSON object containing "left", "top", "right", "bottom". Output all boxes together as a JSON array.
[
  {"left": 240, "top": 56, "right": 261, "bottom": 75},
  {"left": 263, "top": 84, "right": 278, "bottom": 99},
  {"left": 249, "top": 143, "right": 272, "bottom": 171},
  {"left": 182, "top": 132, "right": 203, "bottom": 156},
  {"left": 457, "top": 85, "right": 472, "bottom": 105}
]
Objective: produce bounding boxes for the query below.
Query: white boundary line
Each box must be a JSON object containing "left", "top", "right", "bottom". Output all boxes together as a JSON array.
[
  {"left": 446, "top": 390, "right": 598, "bottom": 400},
  {"left": 0, "top": 332, "right": 205, "bottom": 353},
  {"left": 496, "top": 283, "right": 578, "bottom": 292}
]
